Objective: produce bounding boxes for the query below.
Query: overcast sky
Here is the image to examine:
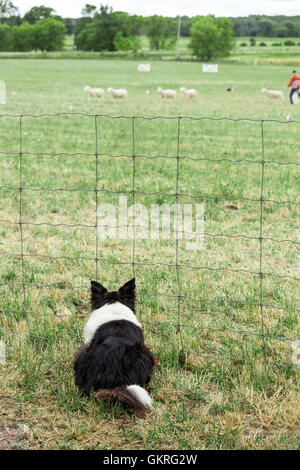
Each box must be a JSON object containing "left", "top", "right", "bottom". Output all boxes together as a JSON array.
[{"left": 13, "top": 0, "right": 300, "bottom": 18}]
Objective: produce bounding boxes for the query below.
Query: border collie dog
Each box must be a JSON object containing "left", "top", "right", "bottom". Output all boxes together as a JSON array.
[{"left": 74, "top": 278, "right": 155, "bottom": 417}]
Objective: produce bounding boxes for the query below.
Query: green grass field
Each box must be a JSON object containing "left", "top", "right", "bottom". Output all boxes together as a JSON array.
[{"left": 0, "top": 59, "right": 299, "bottom": 450}]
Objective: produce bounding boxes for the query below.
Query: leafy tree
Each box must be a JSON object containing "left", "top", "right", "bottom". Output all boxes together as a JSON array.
[
  {"left": 75, "top": 16, "right": 93, "bottom": 38},
  {"left": 94, "top": 7, "right": 138, "bottom": 51},
  {"left": 189, "top": 15, "right": 234, "bottom": 60},
  {"left": 22, "top": 5, "right": 62, "bottom": 26},
  {"left": 146, "top": 15, "right": 177, "bottom": 50},
  {"left": 180, "top": 16, "right": 192, "bottom": 37},
  {"left": 94, "top": 7, "right": 125, "bottom": 51},
  {"left": 276, "top": 26, "right": 289, "bottom": 38},
  {"left": 233, "top": 22, "right": 241, "bottom": 36},
  {"left": 0, "top": 0, "right": 17, "bottom": 18},
  {"left": 258, "top": 19, "right": 275, "bottom": 37},
  {"left": 285, "top": 21, "right": 297, "bottom": 37},
  {"left": 128, "top": 14, "right": 144, "bottom": 36},
  {"left": 75, "top": 22, "right": 95, "bottom": 50},
  {"left": 3, "top": 11, "right": 66, "bottom": 51},
  {"left": 23, "top": 5, "right": 56, "bottom": 24},
  {"left": 5, "top": 14, "right": 20, "bottom": 25},
  {"left": 33, "top": 18, "right": 66, "bottom": 51},
  {"left": 229, "top": 15, "right": 300, "bottom": 38},
  {"left": 64, "top": 17, "right": 76, "bottom": 36},
  {"left": 131, "top": 35, "right": 142, "bottom": 53},
  {"left": 11, "top": 22, "right": 34, "bottom": 51},
  {"left": 81, "top": 4, "right": 97, "bottom": 17},
  {"left": 75, "top": 5, "right": 140, "bottom": 52},
  {"left": 0, "top": 22, "right": 11, "bottom": 50},
  {"left": 113, "top": 31, "right": 133, "bottom": 51},
  {"left": 0, "top": 0, "right": 20, "bottom": 25}
]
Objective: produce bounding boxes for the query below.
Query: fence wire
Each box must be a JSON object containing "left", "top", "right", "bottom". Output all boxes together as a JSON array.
[{"left": 0, "top": 113, "right": 299, "bottom": 368}]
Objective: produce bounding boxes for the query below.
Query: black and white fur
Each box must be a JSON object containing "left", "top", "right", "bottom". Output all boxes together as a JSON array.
[{"left": 74, "top": 278, "right": 155, "bottom": 417}]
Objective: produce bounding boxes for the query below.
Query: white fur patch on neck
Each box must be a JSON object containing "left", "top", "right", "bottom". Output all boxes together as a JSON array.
[{"left": 84, "top": 301, "right": 141, "bottom": 344}]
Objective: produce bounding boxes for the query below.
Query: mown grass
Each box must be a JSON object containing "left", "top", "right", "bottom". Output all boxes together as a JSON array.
[
  {"left": 0, "top": 59, "right": 299, "bottom": 449},
  {"left": 64, "top": 35, "right": 74, "bottom": 51}
]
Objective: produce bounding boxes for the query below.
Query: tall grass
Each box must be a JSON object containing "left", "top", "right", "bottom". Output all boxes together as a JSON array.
[{"left": 0, "top": 59, "right": 299, "bottom": 450}]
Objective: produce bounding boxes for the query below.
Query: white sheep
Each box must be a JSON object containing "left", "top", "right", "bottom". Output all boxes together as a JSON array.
[
  {"left": 157, "top": 87, "right": 176, "bottom": 99},
  {"left": 261, "top": 88, "right": 284, "bottom": 100},
  {"left": 107, "top": 87, "right": 128, "bottom": 99},
  {"left": 179, "top": 87, "right": 198, "bottom": 99},
  {"left": 84, "top": 86, "right": 104, "bottom": 98}
]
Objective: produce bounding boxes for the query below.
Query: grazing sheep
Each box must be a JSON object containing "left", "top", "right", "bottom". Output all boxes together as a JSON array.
[
  {"left": 261, "top": 88, "right": 284, "bottom": 100},
  {"left": 107, "top": 87, "right": 128, "bottom": 99},
  {"left": 84, "top": 86, "right": 104, "bottom": 98},
  {"left": 227, "top": 87, "right": 234, "bottom": 92},
  {"left": 157, "top": 87, "right": 176, "bottom": 99},
  {"left": 179, "top": 87, "right": 198, "bottom": 99}
]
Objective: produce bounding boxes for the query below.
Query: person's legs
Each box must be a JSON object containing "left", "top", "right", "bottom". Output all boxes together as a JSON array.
[{"left": 290, "top": 88, "right": 296, "bottom": 104}]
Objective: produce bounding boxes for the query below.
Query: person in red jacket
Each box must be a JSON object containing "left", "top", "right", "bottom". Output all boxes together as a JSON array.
[{"left": 287, "top": 70, "right": 300, "bottom": 104}]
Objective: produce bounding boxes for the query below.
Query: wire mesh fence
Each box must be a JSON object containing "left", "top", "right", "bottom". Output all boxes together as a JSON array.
[{"left": 0, "top": 112, "right": 299, "bottom": 369}]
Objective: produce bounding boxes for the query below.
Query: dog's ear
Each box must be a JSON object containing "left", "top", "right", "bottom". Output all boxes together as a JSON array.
[
  {"left": 91, "top": 281, "right": 107, "bottom": 308},
  {"left": 118, "top": 278, "right": 135, "bottom": 298}
]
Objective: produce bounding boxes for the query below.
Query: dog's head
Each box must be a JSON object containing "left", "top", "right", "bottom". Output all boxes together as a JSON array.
[{"left": 91, "top": 278, "right": 136, "bottom": 313}]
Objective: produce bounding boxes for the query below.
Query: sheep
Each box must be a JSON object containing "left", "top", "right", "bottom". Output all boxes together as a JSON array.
[
  {"left": 227, "top": 87, "right": 234, "bottom": 92},
  {"left": 157, "top": 87, "right": 176, "bottom": 99},
  {"left": 179, "top": 87, "right": 198, "bottom": 99},
  {"left": 107, "top": 87, "right": 128, "bottom": 99},
  {"left": 261, "top": 88, "right": 284, "bottom": 100},
  {"left": 84, "top": 86, "right": 104, "bottom": 98}
]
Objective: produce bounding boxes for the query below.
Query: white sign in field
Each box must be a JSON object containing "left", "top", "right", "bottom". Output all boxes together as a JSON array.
[
  {"left": 0, "top": 81, "right": 6, "bottom": 104},
  {"left": 138, "top": 64, "right": 151, "bottom": 72},
  {"left": 202, "top": 64, "right": 218, "bottom": 73}
]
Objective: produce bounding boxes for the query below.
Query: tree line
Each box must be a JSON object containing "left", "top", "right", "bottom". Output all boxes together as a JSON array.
[
  {"left": 1, "top": 1, "right": 300, "bottom": 55},
  {"left": 230, "top": 15, "right": 300, "bottom": 38},
  {"left": 73, "top": 9, "right": 300, "bottom": 43},
  {"left": 74, "top": 5, "right": 179, "bottom": 52},
  {"left": 0, "top": 1, "right": 234, "bottom": 58},
  {"left": 0, "top": 2, "right": 66, "bottom": 51},
  {"left": 74, "top": 4, "right": 234, "bottom": 59}
]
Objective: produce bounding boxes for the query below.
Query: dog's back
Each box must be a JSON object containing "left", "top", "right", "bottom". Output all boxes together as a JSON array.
[
  {"left": 74, "top": 319, "right": 154, "bottom": 394},
  {"left": 74, "top": 279, "right": 155, "bottom": 417}
]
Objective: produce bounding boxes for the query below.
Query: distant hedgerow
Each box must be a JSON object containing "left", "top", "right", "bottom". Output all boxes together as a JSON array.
[{"left": 284, "top": 40, "right": 295, "bottom": 46}]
